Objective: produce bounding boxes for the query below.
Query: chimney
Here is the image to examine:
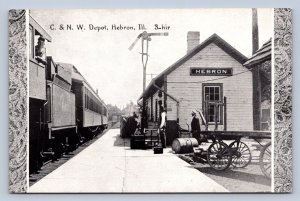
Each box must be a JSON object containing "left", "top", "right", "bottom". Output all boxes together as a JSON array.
[{"left": 187, "top": 31, "right": 200, "bottom": 52}]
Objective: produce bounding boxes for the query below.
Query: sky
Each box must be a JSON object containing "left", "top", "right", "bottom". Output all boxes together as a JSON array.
[{"left": 30, "top": 9, "right": 273, "bottom": 108}]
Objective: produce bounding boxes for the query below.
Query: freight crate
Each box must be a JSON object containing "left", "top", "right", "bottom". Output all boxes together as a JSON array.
[
  {"left": 130, "top": 135, "right": 145, "bottom": 149},
  {"left": 154, "top": 146, "right": 163, "bottom": 154}
]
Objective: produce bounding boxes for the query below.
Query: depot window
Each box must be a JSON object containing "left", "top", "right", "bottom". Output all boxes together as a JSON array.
[{"left": 202, "top": 83, "right": 223, "bottom": 124}]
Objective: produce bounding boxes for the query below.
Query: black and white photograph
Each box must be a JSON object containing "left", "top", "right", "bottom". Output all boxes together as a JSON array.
[{"left": 8, "top": 8, "right": 292, "bottom": 193}]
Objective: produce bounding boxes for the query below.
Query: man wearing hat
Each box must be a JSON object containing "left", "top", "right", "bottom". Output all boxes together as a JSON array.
[
  {"left": 127, "top": 112, "right": 139, "bottom": 137},
  {"left": 35, "top": 36, "right": 46, "bottom": 64},
  {"left": 191, "top": 110, "right": 201, "bottom": 144}
]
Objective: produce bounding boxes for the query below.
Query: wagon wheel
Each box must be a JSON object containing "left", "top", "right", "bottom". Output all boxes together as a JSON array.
[
  {"left": 207, "top": 141, "right": 232, "bottom": 171},
  {"left": 229, "top": 141, "right": 252, "bottom": 168},
  {"left": 259, "top": 142, "right": 271, "bottom": 178}
]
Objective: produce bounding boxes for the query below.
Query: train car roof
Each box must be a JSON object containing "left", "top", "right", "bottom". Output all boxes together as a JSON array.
[
  {"left": 29, "top": 15, "right": 52, "bottom": 42},
  {"left": 57, "top": 62, "right": 107, "bottom": 107}
]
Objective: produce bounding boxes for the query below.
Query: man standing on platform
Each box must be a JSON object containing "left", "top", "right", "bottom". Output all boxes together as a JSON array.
[
  {"left": 158, "top": 106, "right": 167, "bottom": 148},
  {"left": 191, "top": 110, "right": 201, "bottom": 144}
]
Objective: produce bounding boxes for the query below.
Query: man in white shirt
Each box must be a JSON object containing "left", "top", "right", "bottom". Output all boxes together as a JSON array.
[{"left": 158, "top": 106, "right": 167, "bottom": 148}]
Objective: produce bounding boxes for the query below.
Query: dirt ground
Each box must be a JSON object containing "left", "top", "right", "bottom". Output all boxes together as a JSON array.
[
  {"left": 179, "top": 139, "right": 272, "bottom": 192},
  {"left": 193, "top": 163, "right": 271, "bottom": 192}
]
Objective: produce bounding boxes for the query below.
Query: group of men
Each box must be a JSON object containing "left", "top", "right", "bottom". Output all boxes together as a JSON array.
[
  {"left": 158, "top": 107, "right": 204, "bottom": 148},
  {"left": 129, "top": 106, "right": 204, "bottom": 148}
]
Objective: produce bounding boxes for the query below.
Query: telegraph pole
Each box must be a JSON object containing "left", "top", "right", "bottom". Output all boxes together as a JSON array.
[
  {"left": 129, "top": 31, "right": 168, "bottom": 136},
  {"left": 252, "top": 8, "right": 261, "bottom": 130},
  {"left": 252, "top": 8, "right": 259, "bottom": 54}
]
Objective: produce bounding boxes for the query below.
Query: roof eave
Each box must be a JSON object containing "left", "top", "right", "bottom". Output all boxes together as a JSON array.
[
  {"left": 29, "top": 15, "right": 52, "bottom": 42},
  {"left": 244, "top": 54, "right": 271, "bottom": 68}
]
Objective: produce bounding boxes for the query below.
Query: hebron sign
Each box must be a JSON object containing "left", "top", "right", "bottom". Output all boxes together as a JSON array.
[{"left": 190, "top": 68, "right": 233, "bottom": 76}]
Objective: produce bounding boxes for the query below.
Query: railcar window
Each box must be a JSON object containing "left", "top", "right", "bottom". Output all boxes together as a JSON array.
[
  {"left": 89, "top": 91, "right": 91, "bottom": 110},
  {"left": 92, "top": 95, "right": 95, "bottom": 111},
  {"left": 99, "top": 103, "right": 101, "bottom": 114},
  {"left": 92, "top": 96, "right": 96, "bottom": 111},
  {"left": 90, "top": 91, "right": 92, "bottom": 110},
  {"left": 87, "top": 90, "right": 90, "bottom": 110},
  {"left": 84, "top": 87, "right": 105, "bottom": 115},
  {"left": 86, "top": 88, "right": 88, "bottom": 109},
  {"left": 88, "top": 90, "right": 90, "bottom": 110},
  {"left": 85, "top": 88, "right": 87, "bottom": 109},
  {"left": 92, "top": 96, "right": 94, "bottom": 111},
  {"left": 155, "top": 99, "right": 158, "bottom": 122}
]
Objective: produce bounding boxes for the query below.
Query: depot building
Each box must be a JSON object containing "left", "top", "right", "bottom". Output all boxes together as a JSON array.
[{"left": 139, "top": 32, "right": 271, "bottom": 145}]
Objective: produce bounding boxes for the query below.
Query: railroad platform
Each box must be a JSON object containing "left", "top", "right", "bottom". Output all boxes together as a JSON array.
[{"left": 28, "top": 129, "right": 228, "bottom": 193}]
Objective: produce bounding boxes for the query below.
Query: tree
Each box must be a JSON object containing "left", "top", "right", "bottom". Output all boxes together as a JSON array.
[{"left": 106, "top": 104, "right": 123, "bottom": 121}]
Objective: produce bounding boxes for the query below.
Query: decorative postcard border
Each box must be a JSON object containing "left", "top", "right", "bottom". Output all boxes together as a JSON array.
[
  {"left": 274, "top": 8, "right": 293, "bottom": 193},
  {"left": 8, "top": 8, "right": 293, "bottom": 193},
  {"left": 8, "top": 9, "right": 28, "bottom": 193}
]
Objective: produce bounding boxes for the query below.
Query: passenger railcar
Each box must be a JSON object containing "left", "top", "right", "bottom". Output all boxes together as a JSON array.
[
  {"left": 62, "top": 63, "right": 108, "bottom": 140},
  {"left": 29, "top": 16, "right": 108, "bottom": 174}
]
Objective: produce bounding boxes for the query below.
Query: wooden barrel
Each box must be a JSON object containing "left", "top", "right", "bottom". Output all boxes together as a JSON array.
[{"left": 172, "top": 138, "right": 199, "bottom": 154}]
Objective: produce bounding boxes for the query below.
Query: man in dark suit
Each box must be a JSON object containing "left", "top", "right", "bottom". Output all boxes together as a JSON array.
[
  {"left": 191, "top": 110, "right": 201, "bottom": 144},
  {"left": 127, "top": 112, "right": 139, "bottom": 137}
]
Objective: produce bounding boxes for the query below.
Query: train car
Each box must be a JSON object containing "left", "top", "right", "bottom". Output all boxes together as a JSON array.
[
  {"left": 29, "top": 15, "right": 108, "bottom": 174},
  {"left": 29, "top": 15, "right": 53, "bottom": 173},
  {"left": 45, "top": 58, "right": 78, "bottom": 154},
  {"left": 61, "top": 63, "right": 108, "bottom": 140}
]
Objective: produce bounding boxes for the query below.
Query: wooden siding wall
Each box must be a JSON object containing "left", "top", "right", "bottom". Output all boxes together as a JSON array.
[
  {"left": 146, "top": 86, "right": 164, "bottom": 123},
  {"left": 167, "top": 43, "right": 253, "bottom": 131}
]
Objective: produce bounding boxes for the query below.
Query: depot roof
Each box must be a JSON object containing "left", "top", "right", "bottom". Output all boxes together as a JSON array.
[
  {"left": 244, "top": 38, "right": 272, "bottom": 67},
  {"left": 138, "top": 33, "right": 248, "bottom": 100}
]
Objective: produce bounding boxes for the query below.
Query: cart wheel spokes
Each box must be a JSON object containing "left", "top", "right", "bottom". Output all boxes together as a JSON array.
[
  {"left": 229, "top": 141, "right": 252, "bottom": 168},
  {"left": 207, "top": 141, "right": 232, "bottom": 171},
  {"left": 259, "top": 142, "right": 271, "bottom": 178}
]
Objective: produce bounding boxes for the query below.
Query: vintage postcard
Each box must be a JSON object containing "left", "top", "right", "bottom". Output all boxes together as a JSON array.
[{"left": 8, "top": 9, "right": 292, "bottom": 193}]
